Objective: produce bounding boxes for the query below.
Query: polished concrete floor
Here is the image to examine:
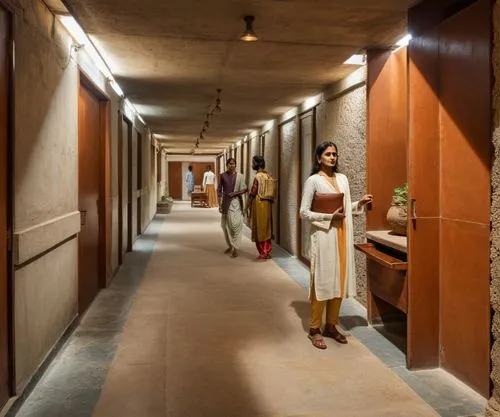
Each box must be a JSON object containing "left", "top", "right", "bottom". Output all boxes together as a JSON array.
[{"left": 10, "top": 203, "right": 486, "bottom": 417}]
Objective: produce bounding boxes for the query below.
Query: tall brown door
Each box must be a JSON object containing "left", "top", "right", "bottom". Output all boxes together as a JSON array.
[
  {"left": 78, "top": 83, "right": 101, "bottom": 314},
  {"left": 168, "top": 162, "right": 182, "bottom": 199},
  {"left": 137, "top": 132, "right": 142, "bottom": 236},
  {"left": 119, "top": 117, "right": 131, "bottom": 257},
  {"left": 438, "top": 0, "right": 491, "bottom": 396},
  {"left": 0, "top": 5, "right": 11, "bottom": 407}
]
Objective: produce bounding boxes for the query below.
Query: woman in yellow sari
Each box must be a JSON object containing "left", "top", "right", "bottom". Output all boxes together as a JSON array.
[{"left": 246, "top": 156, "right": 273, "bottom": 260}]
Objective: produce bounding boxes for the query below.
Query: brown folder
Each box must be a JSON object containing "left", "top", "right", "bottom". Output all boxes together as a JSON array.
[{"left": 311, "top": 192, "right": 344, "bottom": 213}]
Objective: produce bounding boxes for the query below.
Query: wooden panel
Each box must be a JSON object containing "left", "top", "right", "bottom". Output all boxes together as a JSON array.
[
  {"left": 98, "top": 101, "right": 111, "bottom": 284},
  {"left": 119, "top": 118, "right": 130, "bottom": 257},
  {"left": 354, "top": 244, "right": 407, "bottom": 270},
  {"left": 407, "top": 26, "right": 441, "bottom": 370},
  {"left": 439, "top": 4, "right": 491, "bottom": 225},
  {"left": 168, "top": 162, "right": 183, "bottom": 199},
  {"left": 78, "top": 83, "right": 101, "bottom": 314},
  {"left": 191, "top": 163, "right": 210, "bottom": 187},
  {"left": 441, "top": 219, "right": 490, "bottom": 395},
  {"left": 366, "top": 47, "right": 408, "bottom": 231},
  {"left": 408, "top": 0, "right": 478, "bottom": 37},
  {"left": 438, "top": 0, "right": 491, "bottom": 397},
  {"left": 407, "top": 218, "right": 440, "bottom": 368},
  {"left": 0, "top": 6, "right": 10, "bottom": 406},
  {"left": 126, "top": 119, "right": 133, "bottom": 251},
  {"left": 137, "top": 132, "right": 142, "bottom": 236},
  {"left": 366, "top": 259, "right": 407, "bottom": 313}
]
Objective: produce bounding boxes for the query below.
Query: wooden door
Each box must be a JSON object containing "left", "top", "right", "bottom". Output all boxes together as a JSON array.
[
  {"left": 136, "top": 132, "right": 142, "bottom": 236},
  {"left": 168, "top": 162, "right": 182, "bottom": 199},
  {"left": 0, "top": 5, "right": 11, "bottom": 407},
  {"left": 117, "top": 115, "right": 124, "bottom": 264},
  {"left": 127, "top": 124, "right": 133, "bottom": 250},
  {"left": 119, "top": 117, "right": 132, "bottom": 256},
  {"left": 438, "top": 0, "right": 491, "bottom": 396},
  {"left": 408, "top": 32, "right": 440, "bottom": 370},
  {"left": 78, "top": 83, "right": 101, "bottom": 314}
]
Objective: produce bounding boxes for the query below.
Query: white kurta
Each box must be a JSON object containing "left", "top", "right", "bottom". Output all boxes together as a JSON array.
[{"left": 299, "top": 173, "right": 364, "bottom": 301}]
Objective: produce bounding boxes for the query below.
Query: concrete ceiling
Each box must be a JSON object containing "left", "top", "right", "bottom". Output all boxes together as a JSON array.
[{"left": 62, "top": 0, "right": 420, "bottom": 154}]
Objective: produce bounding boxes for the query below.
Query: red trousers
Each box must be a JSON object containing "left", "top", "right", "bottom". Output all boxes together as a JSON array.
[{"left": 256, "top": 239, "right": 272, "bottom": 258}]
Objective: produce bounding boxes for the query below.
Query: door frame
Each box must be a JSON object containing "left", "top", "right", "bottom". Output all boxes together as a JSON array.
[
  {"left": 78, "top": 71, "right": 111, "bottom": 290},
  {"left": 0, "top": 0, "right": 15, "bottom": 400},
  {"left": 297, "top": 108, "right": 316, "bottom": 266}
]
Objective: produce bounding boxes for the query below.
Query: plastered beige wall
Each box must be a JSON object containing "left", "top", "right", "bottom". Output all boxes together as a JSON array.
[{"left": 12, "top": 0, "right": 157, "bottom": 394}]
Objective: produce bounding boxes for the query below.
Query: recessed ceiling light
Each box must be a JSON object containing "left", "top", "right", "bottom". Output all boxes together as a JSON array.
[
  {"left": 240, "top": 16, "right": 258, "bottom": 42},
  {"left": 344, "top": 54, "right": 366, "bottom": 65}
]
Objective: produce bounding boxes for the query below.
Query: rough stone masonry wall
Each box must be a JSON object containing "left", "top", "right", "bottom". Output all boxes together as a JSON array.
[
  {"left": 316, "top": 85, "right": 368, "bottom": 304},
  {"left": 487, "top": 1, "right": 500, "bottom": 415}
]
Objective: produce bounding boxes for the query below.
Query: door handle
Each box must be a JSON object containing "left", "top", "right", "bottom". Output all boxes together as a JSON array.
[
  {"left": 410, "top": 198, "right": 417, "bottom": 220},
  {"left": 80, "top": 210, "right": 87, "bottom": 226}
]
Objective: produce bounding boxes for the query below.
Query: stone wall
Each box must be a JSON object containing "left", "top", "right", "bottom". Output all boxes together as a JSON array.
[
  {"left": 316, "top": 78, "right": 367, "bottom": 303},
  {"left": 486, "top": 1, "right": 500, "bottom": 415}
]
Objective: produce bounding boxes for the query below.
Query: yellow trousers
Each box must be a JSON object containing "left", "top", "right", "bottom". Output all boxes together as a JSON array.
[
  {"left": 310, "top": 219, "right": 346, "bottom": 330},
  {"left": 310, "top": 287, "right": 342, "bottom": 329}
]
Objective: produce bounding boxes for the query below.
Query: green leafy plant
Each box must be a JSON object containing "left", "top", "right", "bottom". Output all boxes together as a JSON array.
[
  {"left": 161, "top": 194, "right": 174, "bottom": 203},
  {"left": 392, "top": 183, "right": 408, "bottom": 206}
]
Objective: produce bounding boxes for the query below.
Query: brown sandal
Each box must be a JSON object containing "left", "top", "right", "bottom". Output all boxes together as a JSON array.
[
  {"left": 308, "top": 328, "right": 327, "bottom": 350},
  {"left": 323, "top": 324, "right": 348, "bottom": 344}
]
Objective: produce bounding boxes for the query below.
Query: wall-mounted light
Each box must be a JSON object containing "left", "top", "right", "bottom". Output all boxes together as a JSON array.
[
  {"left": 59, "top": 16, "right": 88, "bottom": 46},
  {"left": 344, "top": 54, "right": 366, "bottom": 66},
  {"left": 395, "top": 34, "right": 412, "bottom": 48},
  {"left": 109, "top": 78, "right": 124, "bottom": 97},
  {"left": 240, "top": 16, "right": 258, "bottom": 42}
]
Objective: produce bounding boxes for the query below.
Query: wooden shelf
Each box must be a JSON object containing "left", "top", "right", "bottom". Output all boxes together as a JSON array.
[
  {"left": 366, "top": 230, "right": 407, "bottom": 253},
  {"left": 354, "top": 243, "right": 408, "bottom": 271}
]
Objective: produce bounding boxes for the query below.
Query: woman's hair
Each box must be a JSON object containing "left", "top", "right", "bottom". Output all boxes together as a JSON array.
[
  {"left": 311, "top": 141, "right": 339, "bottom": 175},
  {"left": 188, "top": 165, "right": 193, "bottom": 171},
  {"left": 252, "top": 155, "right": 266, "bottom": 170},
  {"left": 226, "top": 157, "right": 236, "bottom": 166}
]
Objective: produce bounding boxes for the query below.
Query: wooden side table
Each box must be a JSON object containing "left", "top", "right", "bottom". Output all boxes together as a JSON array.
[{"left": 191, "top": 191, "right": 208, "bottom": 208}]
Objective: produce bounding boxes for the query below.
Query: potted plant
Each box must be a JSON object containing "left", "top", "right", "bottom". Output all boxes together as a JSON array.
[
  {"left": 157, "top": 194, "right": 174, "bottom": 214},
  {"left": 387, "top": 182, "right": 408, "bottom": 236}
]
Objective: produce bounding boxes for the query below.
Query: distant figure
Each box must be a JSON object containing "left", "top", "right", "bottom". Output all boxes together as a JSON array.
[
  {"left": 245, "top": 156, "right": 273, "bottom": 260},
  {"left": 202, "top": 165, "right": 217, "bottom": 208},
  {"left": 185, "top": 165, "right": 194, "bottom": 195},
  {"left": 217, "top": 158, "right": 247, "bottom": 258}
]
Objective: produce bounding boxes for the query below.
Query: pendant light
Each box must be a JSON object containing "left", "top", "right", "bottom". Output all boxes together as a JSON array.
[{"left": 240, "top": 16, "right": 258, "bottom": 42}]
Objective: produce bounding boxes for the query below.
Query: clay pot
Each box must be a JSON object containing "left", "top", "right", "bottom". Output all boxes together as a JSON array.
[
  {"left": 157, "top": 201, "right": 173, "bottom": 214},
  {"left": 387, "top": 205, "right": 407, "bottom": 236}
]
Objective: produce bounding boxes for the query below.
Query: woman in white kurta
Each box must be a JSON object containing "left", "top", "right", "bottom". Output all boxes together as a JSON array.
[{"left": 300, "top": 141, "right": 372, "bottom": 349}]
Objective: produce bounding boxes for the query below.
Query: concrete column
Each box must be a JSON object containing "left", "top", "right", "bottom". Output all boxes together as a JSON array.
[{"left": 487, "top": 2, "right": 500, "bottom": 416}]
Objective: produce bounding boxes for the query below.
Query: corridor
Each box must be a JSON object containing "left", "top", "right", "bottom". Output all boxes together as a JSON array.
[{"left": 12, "top": 203, "right": 485, "bottom": 417}]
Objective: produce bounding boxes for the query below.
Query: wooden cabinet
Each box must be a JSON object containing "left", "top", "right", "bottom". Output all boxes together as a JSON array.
[{"left": 359, "top": 0, "right": 492, "bottom": 397}]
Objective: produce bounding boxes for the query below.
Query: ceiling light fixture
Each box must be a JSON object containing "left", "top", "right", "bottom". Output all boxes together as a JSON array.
[
  {"left": 344, "top": 54, "right": 366, "bottom": 66},
  {"left": 240, "top": 16, "right": 258, "bottom": 42}
]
